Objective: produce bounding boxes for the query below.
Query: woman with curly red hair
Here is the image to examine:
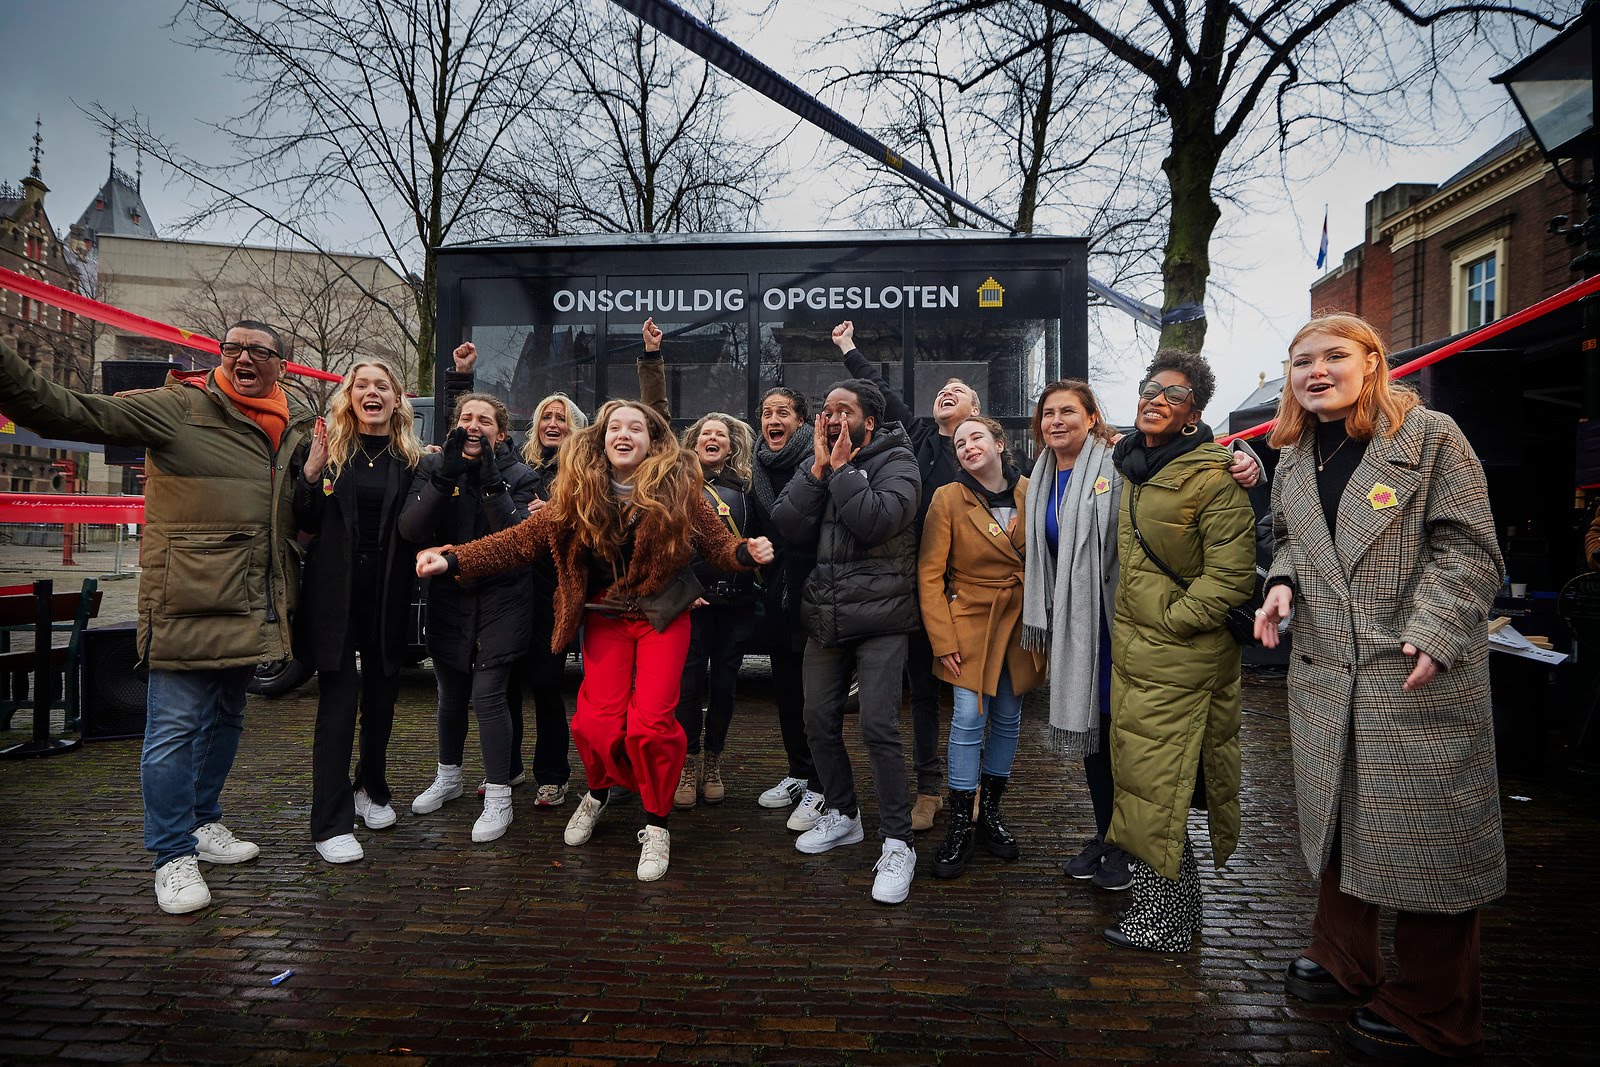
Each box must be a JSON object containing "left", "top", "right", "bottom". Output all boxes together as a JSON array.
[{"left": 417, "top": 388, "right": 774, "bottom": 881}]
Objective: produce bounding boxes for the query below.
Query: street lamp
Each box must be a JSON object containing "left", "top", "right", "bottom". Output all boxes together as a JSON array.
[{"left": 1495, "top": 0, "right": 1600, "bottom": 411}]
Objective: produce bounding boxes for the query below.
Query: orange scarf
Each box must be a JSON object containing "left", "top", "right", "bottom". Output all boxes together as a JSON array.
[{"left": 214, "top": 370, "right": 290, "bottom": 451}]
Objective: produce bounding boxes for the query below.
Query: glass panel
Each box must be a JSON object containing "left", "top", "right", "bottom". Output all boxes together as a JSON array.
[
  {"left": 757, "top": 271, "right": 906, "bottom": 421},
  {"left": 468, "top": 323, "right": 598, "bottom": 431},
  {"left": 604, "top": 318, "right": 751, "bottom": 423}
]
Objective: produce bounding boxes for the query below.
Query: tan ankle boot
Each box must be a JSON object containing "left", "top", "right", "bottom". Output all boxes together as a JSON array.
[
  {"left": 701, "top": 751, "right": 726, "bottom": 804},
  {"left": 674, "top": 756, "right": 699, "bottom": 809}
]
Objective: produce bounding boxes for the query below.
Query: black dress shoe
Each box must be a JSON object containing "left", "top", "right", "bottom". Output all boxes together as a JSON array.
[
  {"left": 1284, "top": 956, "right": 1362, "bottom": 1003},
  {"left": 1346, "top": 1006, "right": 1441, "bottom": 1064}
]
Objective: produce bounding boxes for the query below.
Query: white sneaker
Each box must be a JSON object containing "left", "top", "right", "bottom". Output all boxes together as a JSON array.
[
  {"left": 636, "top": 826, "right": 670, "bottom": 881},
  {"left": 411, "top": 764, "right": 464, "bottom": 815},
  {"left": 786, "top": 789, "right": 826, "bottom": 832},
  {"left": 564, "top": 792, "right": 605, "bottom": 846},
  {"left": 534, "top": 783, "right": 570, "bottom": 807},
  {"left": 795, "top": 808, "right": 865, "bottom": 854},
  {"left": 192, "top": 822, "right": 260, "bottom": 865},
  {"left": 353, "top": 789, "right": 397, "bottom": 830},
  {"left": 473, "top": 784, "right": 514, "bottom": 843},
  {"left": 154, "top": 855, "right": 211, "bottom": 914},
  {"left": 759, "top": 776, "right": 807, "bottom": 809},
  {"left": 871, "top": 838, "right": 916, "bottom": 905},
  {"left": 315, "top": 834, "right": 364, "bottom": 864},
  {"left": 477, "top": 771, "right": 527, "bottom": 796}
]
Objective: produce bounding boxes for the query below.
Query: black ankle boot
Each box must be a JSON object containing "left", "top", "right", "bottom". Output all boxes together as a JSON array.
[
  {"left": 977, "top": 774, "right": 1019, "bottom": 860},
  {"left": 932, "top": 788, "right": 978, "bottom": 878}
]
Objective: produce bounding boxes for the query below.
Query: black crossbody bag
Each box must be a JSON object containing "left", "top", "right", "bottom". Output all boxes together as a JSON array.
[{"left": 1128, "top": 487, "right": 1261, "bottom": 648}]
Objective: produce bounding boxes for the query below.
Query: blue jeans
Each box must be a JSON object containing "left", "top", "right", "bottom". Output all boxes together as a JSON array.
[
  {"left": 141, "top": 667, "right": 251, "bottom": 869},
  {"left": 947, "top": 666, "right": 1021, "bottom": 791}
]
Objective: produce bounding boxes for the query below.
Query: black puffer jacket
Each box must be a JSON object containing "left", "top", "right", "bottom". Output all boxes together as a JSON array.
[
  {"left": 694, "top": 469, "right": 761, "bottom": 607},
  {"left": 398, "top": 440, "right": 539, "bottom": 671},
  {"left": 770, "top": 423, "right": 921, "bottom": 647},
  {"left": 844, "top": 347, "right": 956, "bottom": 530}
]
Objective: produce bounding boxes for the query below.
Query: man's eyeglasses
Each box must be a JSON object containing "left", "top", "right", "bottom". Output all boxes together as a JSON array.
[
  {"left": 1139, "top": 381, "right": 1195, "bottom": 406},
  {"left": 219, "top": 342, "right": 280, "bottom": 360}
]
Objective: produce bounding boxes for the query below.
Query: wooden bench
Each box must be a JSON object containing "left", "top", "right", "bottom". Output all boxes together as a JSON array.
[{"left": 0, "top": 579, "right": 102, "bottom": 734}]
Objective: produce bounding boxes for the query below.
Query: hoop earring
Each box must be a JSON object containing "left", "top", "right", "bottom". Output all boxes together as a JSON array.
[{"left": 1181, "top": 422, "right": 1198, "bottom": 436}]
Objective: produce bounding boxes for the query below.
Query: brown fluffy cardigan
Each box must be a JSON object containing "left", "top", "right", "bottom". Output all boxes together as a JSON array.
[{"left": 450, "top": 488, "right": 755, "bottom": 652}]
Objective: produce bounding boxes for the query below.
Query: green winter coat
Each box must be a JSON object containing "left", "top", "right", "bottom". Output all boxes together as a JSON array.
[
  {"left": 0, "top": 340, "right": 314, "bottom": 670},
  {"left": 1106, "top": 442, "right": 1255, "bottom": 880}
]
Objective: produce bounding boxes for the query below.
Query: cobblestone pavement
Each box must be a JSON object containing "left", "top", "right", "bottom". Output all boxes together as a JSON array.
[{"left": 1, "top": 660, "right": 1596, "bottom": 1064}]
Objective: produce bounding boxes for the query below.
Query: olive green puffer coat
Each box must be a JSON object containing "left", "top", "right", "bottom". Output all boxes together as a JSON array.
[
  {"left": 1106, "top": 443, "right": 1255, "bottom": 880},
  {"left": 0, "top": 340, "right": 314, "bottom": 670}
]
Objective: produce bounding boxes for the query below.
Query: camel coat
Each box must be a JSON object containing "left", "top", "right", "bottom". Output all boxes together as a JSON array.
[
  {"left": 918, "top": 479, "right": 1045, "bottom": 697},
  {"left": 1267, "top": 407, "right": 1505, "bottom": 913}
]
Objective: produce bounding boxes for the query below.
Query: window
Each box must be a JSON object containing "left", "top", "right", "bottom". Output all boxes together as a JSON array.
[
  {"left": 24, "top": 234, "right": 42, "bottom": 261},
  {"left": 1463, "top": 253, "right": 1497, "bottom": 330},
  {"left": 1448, "top": 230, "right": 1508, "bottom": 334}
]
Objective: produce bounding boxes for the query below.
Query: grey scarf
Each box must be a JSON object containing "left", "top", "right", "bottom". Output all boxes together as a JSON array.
[
  {"left": 1021, "top": 436, "right": 1119, "bottom": 756},
  {"left": 752, "top": 424, "right": 814, "bottom": 515}
]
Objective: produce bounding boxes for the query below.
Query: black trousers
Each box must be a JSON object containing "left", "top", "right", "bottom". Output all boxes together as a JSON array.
[
  {"left": 514, "top": 607, "right": 573, "bottom": 786},
  {"left": 676, "top": 604, "right": 752, "bottom": 756},
  {"left": 433, "top": 660, "right": 518, "bottom": 786},
  {"left": 771, "top": 647, "right": 814, "bottom": 782},
  {"left": 310, "top": 550, "right": 400, "bottom": 842},
  {"left": 905, "top": 627, "right": 943, "bottom": 795}
]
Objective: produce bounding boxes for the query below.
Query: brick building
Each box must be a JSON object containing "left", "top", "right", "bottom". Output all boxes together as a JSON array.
[
  {"left": 1297, "top": 130, "right": 1594, "bottom": 590},
  {"left": 0, "top": 138, "right": 92, "bottom": 496}
]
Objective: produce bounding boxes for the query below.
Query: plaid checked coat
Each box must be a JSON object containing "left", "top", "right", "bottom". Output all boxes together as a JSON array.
[{"left": 1267, "top": 406, "right": 1506, "bottom": 912}]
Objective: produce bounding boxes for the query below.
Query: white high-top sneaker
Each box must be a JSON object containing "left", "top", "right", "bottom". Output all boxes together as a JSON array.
[
  {"left": 412, "top": 764, "right": 464, "bottom": 815},
  {"left": 472, "top": 784, "right": 514, "bottom": 843}
]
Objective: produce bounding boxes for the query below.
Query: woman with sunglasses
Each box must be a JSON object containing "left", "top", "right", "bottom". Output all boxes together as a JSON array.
[{"left": 1103, "top": 351, "right": 1255, "bottom": 951}]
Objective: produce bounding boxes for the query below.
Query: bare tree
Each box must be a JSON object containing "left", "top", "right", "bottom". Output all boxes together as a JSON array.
[
  {"left": 176, "top": 247, "right": 416, "bottom": 411},
  {"left": 491, "top": 1, "right": 783, "bottom": 235},
  {"left": 159, "top": 0, "right": 557, "bottom": 390},
  {"left": 829, "top": 0, "right": 1568, "bottom": 353}
]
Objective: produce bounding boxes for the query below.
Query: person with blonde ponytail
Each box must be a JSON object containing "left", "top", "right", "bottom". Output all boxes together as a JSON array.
[
  {"left": 1257, "top": 313, "right": 1504, "bottom": 1062},
  {"left": 295, "top": 357, "right": 425, "bottom": 865},
  {"left": 417, "top": 323, "right": 774, "bottom": 882}
]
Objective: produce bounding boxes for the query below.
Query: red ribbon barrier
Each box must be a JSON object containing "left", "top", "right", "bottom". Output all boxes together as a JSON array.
[
  {"left": 1219, "top": 271, "right": 1600, "bottom": 445},
  {"left": 0, "top": 266, "right": 344, "bottom": 384},
  {"left": 0, "top": 493, "right": 146, "bottom": 524}
]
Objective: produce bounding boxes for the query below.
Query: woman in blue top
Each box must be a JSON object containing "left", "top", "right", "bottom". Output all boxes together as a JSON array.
[{"left": 1020, "top": 381, "right": 1128, "bottom": 889}]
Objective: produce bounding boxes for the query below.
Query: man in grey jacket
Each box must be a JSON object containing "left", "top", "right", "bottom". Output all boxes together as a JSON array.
[{"left": 771, "top": 377, "right": 922, "bottom": 904}]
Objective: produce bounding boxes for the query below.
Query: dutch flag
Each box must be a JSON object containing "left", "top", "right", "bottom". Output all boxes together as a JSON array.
[{"left": 1315, "top": 207, "right": 1329, "bottom": 270}]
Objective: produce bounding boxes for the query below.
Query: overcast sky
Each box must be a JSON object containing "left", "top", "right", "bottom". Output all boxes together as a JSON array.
[{"left": 0, "top": 1, "right": 1540, "bottom": 423}]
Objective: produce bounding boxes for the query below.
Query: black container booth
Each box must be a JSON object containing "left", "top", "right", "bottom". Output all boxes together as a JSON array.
[{"left": 434, "top": 230, "right": 1089, "bottom": 448}]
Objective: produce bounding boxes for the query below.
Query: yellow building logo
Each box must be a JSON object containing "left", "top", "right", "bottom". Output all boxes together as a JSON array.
[{"left": 978, "top": 277, "right": 1005, "bottom": 308}]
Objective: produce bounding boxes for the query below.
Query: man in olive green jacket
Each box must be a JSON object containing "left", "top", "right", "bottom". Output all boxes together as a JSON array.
[{"left": 0, "top": 323, "right": 314, "bottom": 915}]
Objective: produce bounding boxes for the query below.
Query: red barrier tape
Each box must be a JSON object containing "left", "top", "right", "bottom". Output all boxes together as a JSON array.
[
  {"left": 0, "top": 493, "right": 146, "bottom": 524},
  {"left": 1219, "top": 271, "right": 1600, "bottom": 445},
  {"left": 0, "top": 266, "right": 344, "bottom": 384}
]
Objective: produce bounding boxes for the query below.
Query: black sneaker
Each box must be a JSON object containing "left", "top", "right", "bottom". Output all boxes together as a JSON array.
[
  {"left": 1063, "top": 836, "right": 1108, "bottom": 880},
  {"left": 1093, "top": 845, "right": 1133, "bottom": 890}
]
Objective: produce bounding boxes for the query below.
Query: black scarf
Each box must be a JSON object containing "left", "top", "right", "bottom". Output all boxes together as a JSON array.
[
  {"left": 955, "top": 466, "right": 1019, "bottom": 509},
  {"left": 752, "top": 423, "right": 814, "bottom": 514},
  {"left": 1113, "top": 421, "right": 1214, "bottom": 485}
]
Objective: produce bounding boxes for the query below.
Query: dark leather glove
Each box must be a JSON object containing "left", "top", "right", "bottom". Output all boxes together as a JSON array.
[
  {"left": 433, "top": 427, "right": 469, "bottom": 487},
  {"left": 479, "top": 442, "right": 506, "bottom": 496}
]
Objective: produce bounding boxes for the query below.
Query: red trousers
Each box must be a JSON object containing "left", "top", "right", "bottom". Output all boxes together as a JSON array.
[
  {"left": 573, "top": 612, "right": 691, "bottom": 819},
  {"left": 1306, "top": 855, "right": 1484, "bottom": 1057}
]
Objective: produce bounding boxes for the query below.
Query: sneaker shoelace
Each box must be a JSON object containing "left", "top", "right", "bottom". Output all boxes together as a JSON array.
[
  {"left": 202, "top": 824, "right": 238, "bottom": 847},
  {"left": 170, "top": 857, "right": 203, "bottom": 889},
  {"left": 637, "top": 829, "right": 667, "bottom": 861},
  {"left": 874, "top": 846, "right": 909, "bottom": 877}
]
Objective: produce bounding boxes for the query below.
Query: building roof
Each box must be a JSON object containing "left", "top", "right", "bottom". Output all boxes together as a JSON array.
[
  {"left": 75, "top": 165, "right": 156, "bottom": 243},
  {"left": 1436, "top": 130, "right": 1532, "bottom": 191}
]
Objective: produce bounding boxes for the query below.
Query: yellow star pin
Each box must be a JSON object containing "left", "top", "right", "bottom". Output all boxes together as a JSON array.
[{"left": 1368, "top": 483, "right": 1398, "bottom": 510}]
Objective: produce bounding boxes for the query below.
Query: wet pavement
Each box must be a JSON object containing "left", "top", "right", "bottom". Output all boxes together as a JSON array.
[{"left": 1, "top": 641, "right": 1597, "bottom": 1063}]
